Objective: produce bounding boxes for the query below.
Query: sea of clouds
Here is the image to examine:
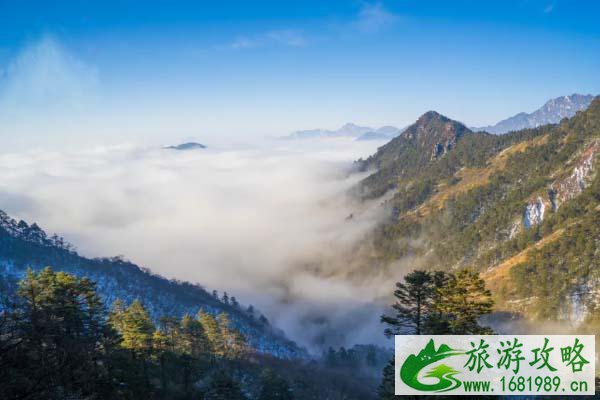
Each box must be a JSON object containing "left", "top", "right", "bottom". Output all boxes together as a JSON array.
[
  {"left": 0, "top": 137, "right": 408, "bottom": 350},
  {"left": 0, "top": 36, "right": 412, "bottom": 351}
]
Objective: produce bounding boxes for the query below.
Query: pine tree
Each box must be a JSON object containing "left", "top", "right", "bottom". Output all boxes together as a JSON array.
[
  {"left": 3, "top": 268, "right": 116, "bottom": 399},
  {"left": 433, "top": 270, "right": 494, "bottom": 334},
  {"left": 246, "top": 304, "right": 255, "bottom": 319},
  {"left": 380, "top": 270, "right": 444, "bottom": 335},
  {"left": 198, "top": 309, "right": 224, "bottom": 356},
  {"left": 366, "top": 346, "right": 377, "bottom": 367},
  {"left": 324, "top": 347, "right": 337, "bottom": 367},
  {"left": 109, "top": 300, "right": 155, "bottom": 389},
  {"left": 158, "top": 315, "right": 179, "bottom": 352},
  {"left": 217, "top": 312, "right": 235, "bottom": 357},
  {"left": 108, "top": 298, "right": 127, "bottom": 333},
  {"left": 114, "top": 300, "right": 155, "bottom": 353},
  {"left": 379, "top": 270, "right": 493, "bottom": 398},
  {"left": 179, "top": 314, "right": 210, "bottom": 356},
  {"left": 152, "top": 329, "right": 170, "bottom": 392},
  {"left": 377, "top": 359, "right": 395, "bottom": 400},
  {"left": 258, "top": 368, "right": 294, "bottom": 400},
  {"left": 231, "top": 329, "right": 249, "bottom": 359},
  {"left": 204, "top": 370, "right": 247, "bottom": 400}
]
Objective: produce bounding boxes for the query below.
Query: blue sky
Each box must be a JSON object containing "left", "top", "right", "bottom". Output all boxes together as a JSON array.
[{"left": 0, "top": 0, "right": 599, "bottom": 149}]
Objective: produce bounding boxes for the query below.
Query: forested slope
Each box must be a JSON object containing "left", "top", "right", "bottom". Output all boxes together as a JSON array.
[
  {"left": 0, "top": 212, "right": 305, "bottom": 358},
  {"left": 356, "top": 97, "right": 600, "bottom": 323}
]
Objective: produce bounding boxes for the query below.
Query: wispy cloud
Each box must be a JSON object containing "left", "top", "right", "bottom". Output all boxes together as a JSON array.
[
  {"left": 231, "top": 29, "right": 307, "bottom": 49},
  {"left": 0, "top": 36, "right": 102, "bottom": 149},
  {"left": 229, "top": 3, "right": 397, "bottom": 50},
  {"left": 266, "top": 29, "right": 308, "bottom": 47},
  {"left": 544, "top": 3, "right": 555, "bottom": 13},
  {"left": 0, "top": 35, "right": 98, "bottom": 112},
  {"left": 354, "top": 2, "right": 398, "bottom": 33}
]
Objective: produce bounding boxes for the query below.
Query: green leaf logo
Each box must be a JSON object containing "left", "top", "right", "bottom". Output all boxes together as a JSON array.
[{"left": 400, "top": 339, "right": 464, "bottom": 392}]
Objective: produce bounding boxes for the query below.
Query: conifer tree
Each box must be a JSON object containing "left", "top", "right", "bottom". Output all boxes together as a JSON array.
[
  {"left": 3, "top": 268, "right": 115, "bottom": 399},
  {"left": 109, "top": 299, "right": 155, "bottom": 389},
  {"left": 204, "top": 370, "right": 247, "bottom": 400},
  {"left": 217, "top": 312, "right": 234, "bottom": 356},
  {"left": 258, "top": 368, "right": 294, "bottom": 400},
  {"left": 108, "top": 298, "right": 127, "bottom": 332},
  {"left": 380, "top": 270, "right": 443, "bottom": 335},
  {"left": 198, "top": 309, "right": 224, "bottom": 356},
  {"left": 180, "top": 314, "right": 210, "bottom": 356},
  {"left": 377, "top": 360, "right": 395, "bottom": 400},
  {"left": 432, "top": 269, "right": 494, "bottom": 334},
  {"left": 115, "top": 299, "right": 155, "bottom": 353},
  {"left": 158, "top": 315, "right": 179, "bottom": 352}
]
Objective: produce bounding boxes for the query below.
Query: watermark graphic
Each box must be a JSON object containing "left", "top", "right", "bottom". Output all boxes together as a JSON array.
[{"left": 395, "top": 335, "right": 595, "bottom": 396}]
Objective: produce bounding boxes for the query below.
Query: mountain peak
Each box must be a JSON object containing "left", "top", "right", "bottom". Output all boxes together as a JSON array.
[
  {"left": 165, "top": 142, "right": 207, "bottom": 150},
  {"left": 417, "top": 110, "right": 445, "bottom": 121},
  {"left": 284, "top": 122, "right": 373, "bottom": 139},
  {"left": 406, "top": 111, "right": 469, "bottom": 138},
  {"left": 476, "top": 93, "right": 595, "bottom": 134},
  {"left": 357, "top": 110, "right": 473, "bottom": 191},
  {"left": 336, "top": 123, "right": 372, "bottom": 136}
]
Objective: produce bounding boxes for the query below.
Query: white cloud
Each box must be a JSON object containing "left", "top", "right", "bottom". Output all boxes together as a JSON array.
[
  {"left": 354, "top": 2, "right": 398, "bottom": 33},
  {"left": 266, "top": 29, "right": 308, "bottom": 47},
  {"left": 231, "top": 29, "right": 307, "bottom": 49},
  {"left": 0, "top": 139, "right": 400, "bottom": 350},
  {"left": 0, "top": 36, "right": 102, "bottom": 150},
  {"left": 0, "top": 35, "right": 98, "bottom": 114}
]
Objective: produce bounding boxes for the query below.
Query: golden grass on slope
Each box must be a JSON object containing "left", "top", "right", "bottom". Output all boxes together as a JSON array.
[
  {"left": 482, "top": 226, "right": 566, "bottom": 295},
  {"left": 410, "top": 135, "right": 550, "bottom": 218}
]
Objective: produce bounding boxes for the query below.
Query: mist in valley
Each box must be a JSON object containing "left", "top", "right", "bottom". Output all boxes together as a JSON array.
[{"left": 0, "top": 137, "right": 412, "bottom": 351}]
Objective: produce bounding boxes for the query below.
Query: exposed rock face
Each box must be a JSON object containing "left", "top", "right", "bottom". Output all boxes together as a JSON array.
[
  {"left": 523, "top": 196, "right": 546, "bottom": 228},
  {"left": 519, "top": 140, "right": 598, "bottom": 230},
  {"left": 565, "top": 277, "right": 600, "bottom": 324},
  {"left": 430, "top": 130, "right": 458, "bottom": 160},
  {"left": 550, "top": 140, "right": 598, "bottom": 210},
  {"left": 396, "top": 111, "right": 470, "bottom": 162}
]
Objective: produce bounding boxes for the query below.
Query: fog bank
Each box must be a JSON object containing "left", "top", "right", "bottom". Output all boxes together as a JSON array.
[{"left": 0, "top": 138, "right": 403, "bottom": 350}]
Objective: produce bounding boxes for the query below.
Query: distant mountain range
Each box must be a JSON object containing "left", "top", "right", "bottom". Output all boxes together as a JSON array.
[
  {"left": 283, "top": 94, "right": 594, "bottom": 141},
  {"left": 165, "top": 142, "right": 207, "bottom": 150},
  {"left": 475, "top": 94, "right": 594, "bottom": 134},
  {"left": 283, "top": 123, "right": 403, "bottom": 141}
]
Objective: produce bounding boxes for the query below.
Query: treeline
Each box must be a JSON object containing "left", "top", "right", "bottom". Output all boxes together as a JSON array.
[
  {"left": 321, "top": 344, "right": 390, "bottom": 379},
  {"left": 0, "top": 210, "right": 75, "bottom": 252},
  {"left": 0, "top": 267, "right": 293, "bottom": 400}
]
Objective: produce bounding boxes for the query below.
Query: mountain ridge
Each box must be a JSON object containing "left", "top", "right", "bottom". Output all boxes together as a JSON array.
[
  {"left": 283, "top": 122, "right": 402, "bottom": 141},
  {"left": 0, "top": 210, "right": 306, "bottom": 359},
  {"left": 165, "top": 142, "right": 207, "bottom": 150},
  {"left": 355, "top": 110, "right": 481, "bottom": 198},
  {"left": 475, "top": 93, "right": 594, "bottom": 134},
  {"left": 352, "top": 96, "right": 600, "bottom": 325}
]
